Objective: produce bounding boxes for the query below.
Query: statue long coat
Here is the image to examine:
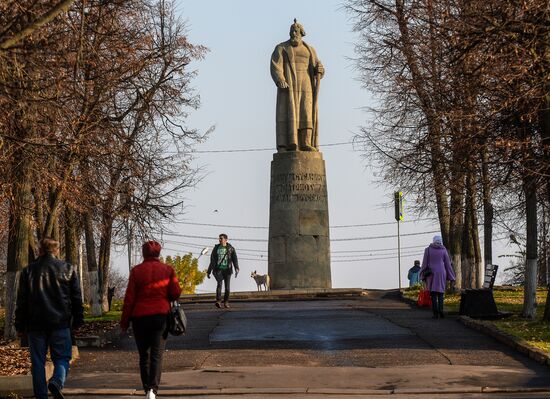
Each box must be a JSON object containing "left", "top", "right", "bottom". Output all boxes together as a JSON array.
[{"left": 270, "top": 40, "right": 323, "bottom": 150}]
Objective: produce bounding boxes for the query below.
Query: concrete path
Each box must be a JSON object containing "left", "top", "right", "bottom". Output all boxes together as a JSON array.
[{"left": 63, "top": 290, "right": 550, "bottom": 397}]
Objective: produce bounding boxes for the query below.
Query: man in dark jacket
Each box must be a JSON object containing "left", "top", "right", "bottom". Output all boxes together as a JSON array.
[
  {"left": 207, "top": 233, "right": 239, "bottom": 308},
  {"left": 15, "top": 238, "right": 84, "bottom": 399}
]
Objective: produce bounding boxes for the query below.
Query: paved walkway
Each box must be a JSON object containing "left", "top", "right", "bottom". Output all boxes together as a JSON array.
[{"left": 63, "top": 290, "right": 550, "bottom": 397}]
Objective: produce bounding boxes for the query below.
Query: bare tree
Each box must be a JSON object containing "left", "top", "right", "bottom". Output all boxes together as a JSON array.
[
  {"left": 0, "top": 0, "right": 208, "bottom": 335},
  {"left": 346, "top": 0, "right": 547, "bottom": 302}
]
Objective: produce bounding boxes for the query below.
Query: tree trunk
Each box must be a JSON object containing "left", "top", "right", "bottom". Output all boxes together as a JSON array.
[
  {"left": 541, "top": 51, "right": 550, "bottom": 320},
  {"left": 481, "top": 147, "right": 493, "bottom": 267},
  {"left": 51, "top": 216, "right": 61, "bottom": 242},
  {"left": 461, "top": 170, "right": 480, "bottom": 289},
  {"left": 98, "top": 219, "right": 113, "bottom": 312},
  {"left": 544, "top": 285, "right": 550, "bottom": 321},
  {"left": 28, "top": 227, "right": 37, "bottom": 261},
  {"left": 394, "top": 0, "right": 449, "bottom": 243},
  {"left": 471, "top": 192, "right": 482, "bottom": 289},
  {"left": 44, "top": 188, "right": 62, "bottom": 239},
  {"left": 34, "top": 186, "right": 45, "bottom": 241},
  {"left": 522, "top": 172, "right": 538, "bottom": 318},
  {"left": 84, "top": 212, "right": 102, "bottom": 316},
  {"left": 461, "top": 204, "right": 474, "bottom": 288},
  {"left": 538, "top": 208, "right": 548, "bottom": 287},
  {"left": 449, "top": 155, "right": 465, "bottom": 289},
  {"left": 64, "top": 206, "right": 79, "bottom": 265},
  {"left": 5, "top": 163, "right": 33, "bottom": 340}
]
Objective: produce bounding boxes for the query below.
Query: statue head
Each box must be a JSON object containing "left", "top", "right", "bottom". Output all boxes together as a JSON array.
[{"left": 289, "top": 18, "right": 305, "bottom": 46}]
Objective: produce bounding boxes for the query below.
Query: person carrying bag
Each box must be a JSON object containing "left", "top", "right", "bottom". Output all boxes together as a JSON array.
[
  {"left": 419, "top": 235, "right": 456, "bottom": 319},
  {"left": 121, "top": 241, "right": 182, "bottom": 399}
]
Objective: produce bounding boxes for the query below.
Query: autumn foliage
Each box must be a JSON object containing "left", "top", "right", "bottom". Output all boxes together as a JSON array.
[{"left": 163, "top": 254, "right": 207, "bottom": 295}]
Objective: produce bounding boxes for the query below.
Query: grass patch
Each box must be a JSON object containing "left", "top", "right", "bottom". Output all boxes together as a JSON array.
[
  {"left": 84, "top": 311, "right": 121, "bottom": 323},
  {"left": 83, "top": 299, "right": 123, "bottom": 323},
  {"left": 494, "top": 315, "right": 550, "bottom": 353},
  {"left": 403, "top": 286, "right": 550, "bottom": 355}
]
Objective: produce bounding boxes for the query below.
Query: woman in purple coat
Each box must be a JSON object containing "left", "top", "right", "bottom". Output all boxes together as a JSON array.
[{"left": 420, "top": 235, "right": 456, "bottom": 319}]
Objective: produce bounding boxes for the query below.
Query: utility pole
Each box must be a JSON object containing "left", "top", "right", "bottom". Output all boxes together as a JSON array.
[
  {"left": 394, "top": 191, "right": 404, "bottom": 290},
  {"left": 127, "top": 221, "right": 133, "bottom": 273}
]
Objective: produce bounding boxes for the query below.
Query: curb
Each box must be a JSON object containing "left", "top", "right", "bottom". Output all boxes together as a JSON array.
[
  {"left": 54, "top": 386, "right": 550, "bottom": 396},
  {"left": 0, "top": 346, "right": 79, "bottom": 398},
  {"left": 180, "top": 288, "right": 367, "bottom": 304},
  {"left": 0, "top": 375, "right": 33, "bottom": 397},
  {"left": 399, "top": 292, "right": 550, "bottom": 367},
  {"left": 458, "top": 315, "right": 550, "bottom": 366},
  {"left": 75, "top": 327, "right": 120, "bottom": 348}
]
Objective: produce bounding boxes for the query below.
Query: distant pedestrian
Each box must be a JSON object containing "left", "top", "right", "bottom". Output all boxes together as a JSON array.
[
  {"left": 420, "top": 235, "right": 456, "bottom": 319},
  {"left": 15, "top": 238, "right": 84, "bottom": 399},
  {"left": 407, "top": 260, "right": 421, "bottom": 287},
  {"left": 121, "top": 241, "right": 182, "bottom": 399},
  {"left": 207, "top": 233, "right": 239, "bottom": 308}
]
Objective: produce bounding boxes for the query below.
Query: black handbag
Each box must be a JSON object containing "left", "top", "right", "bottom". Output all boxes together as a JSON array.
[
  {"left": 421, "top": 250, "right": 433, "bottom": 280},
  {"left": 167, "top": 301, "right": 187, "bottom": 336},
  {"left": 422, "top": 266, "right": 433, "bottom": 280}
]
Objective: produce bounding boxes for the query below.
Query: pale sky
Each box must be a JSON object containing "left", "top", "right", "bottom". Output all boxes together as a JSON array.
[{"left": 113, "top": 0, "right": 513, "bottom": 291}]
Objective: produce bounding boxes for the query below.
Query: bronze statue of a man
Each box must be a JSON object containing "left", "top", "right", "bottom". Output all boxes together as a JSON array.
[{"left": 271, "top": 19, "right": 324, "bottom": 152}]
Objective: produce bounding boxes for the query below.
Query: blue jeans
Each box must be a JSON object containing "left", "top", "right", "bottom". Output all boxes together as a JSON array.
[{"left": 28, "top": 328, "right": 72, "bottom": 399}]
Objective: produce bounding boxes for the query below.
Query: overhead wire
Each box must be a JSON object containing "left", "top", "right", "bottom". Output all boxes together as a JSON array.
[
  {"left": 162, "top": 237, "right": 427, "bottom": 254},
  {"left": 160, "top": 229, "right": 439, "bottom": 242},
  {"left": 171, "top": 217, "right": 437, "bottom": 230},
  {"left": 161, "top": 240, "right": 425, "bottom": 262},
  {"left": 188, "top": 141, "right": 356, "bottom": 154}
]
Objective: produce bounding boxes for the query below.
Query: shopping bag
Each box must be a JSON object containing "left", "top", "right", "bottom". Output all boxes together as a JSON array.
[{"left": 417, "top": 289, "right": 432, "bottom": 307}]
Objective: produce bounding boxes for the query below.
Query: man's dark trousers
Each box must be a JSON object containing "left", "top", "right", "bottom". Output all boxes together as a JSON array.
[
  {"left": 28, "top": 328, "right": 72, "bottom": 399},
  {"left": 132, "top": 314, "right": 167, "bottom": 394},
  {"left": 215, "top": 269, "right": 231, "bottom": 302}
]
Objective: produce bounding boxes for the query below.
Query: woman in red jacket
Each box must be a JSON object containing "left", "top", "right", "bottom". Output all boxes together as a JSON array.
[{"left": 121, "top": 241, "right": 182, "bottom": 399}]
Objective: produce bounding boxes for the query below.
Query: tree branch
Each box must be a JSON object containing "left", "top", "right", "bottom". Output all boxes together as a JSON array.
[{"left": 0, "top": 0, "right": 76, "bottom": 50}]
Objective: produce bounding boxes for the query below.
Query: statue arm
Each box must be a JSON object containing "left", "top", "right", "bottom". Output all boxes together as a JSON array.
[
  {"left": 308, "top": 45, "right": 324, "bottom": 78},
  {"left": 270, "top": 45, "right": 288, "bottom": 88},
  {"left": 316, "top": 60, "right": 325, "bottom": 78}
]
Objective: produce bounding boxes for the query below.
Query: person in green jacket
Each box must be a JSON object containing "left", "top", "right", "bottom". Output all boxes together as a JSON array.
[{"left": 207, "top": 233, "right": 239, "bottom": 308}]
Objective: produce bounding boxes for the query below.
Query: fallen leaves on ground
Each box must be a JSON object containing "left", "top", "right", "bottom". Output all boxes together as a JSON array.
[
  {"left": 74, "top": 320, "right": 119, "bottom": 337},
  {"left": 0, "top": 321, "right": 119, "bottom": 376},
  {"left": 0, "top": 341, "right": 31, "bottom": 376}
]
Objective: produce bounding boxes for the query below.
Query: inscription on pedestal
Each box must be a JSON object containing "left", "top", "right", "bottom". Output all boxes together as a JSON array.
[
  {"left": 271, "top": 173, "right": 327, "bottom": 202},
  {"left": 268, "top": 152, "right": 331, "bottom": 289}
]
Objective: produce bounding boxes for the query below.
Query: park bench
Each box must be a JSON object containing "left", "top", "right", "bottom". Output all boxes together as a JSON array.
[{"left": 459, "top": 264, "right": 504, "bottom": 319}]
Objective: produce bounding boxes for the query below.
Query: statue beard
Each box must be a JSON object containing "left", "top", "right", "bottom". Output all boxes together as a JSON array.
[{"left": 290, "top": 37, "right": 302, "bottom": 47}]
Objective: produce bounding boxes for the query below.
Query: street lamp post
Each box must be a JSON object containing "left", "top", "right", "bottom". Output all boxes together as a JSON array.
[
  {"left": 394, "top": 191, "right": 404, "bottom": 290},
  {"left": 198, "top": 247, "right": 209, "bottom": 259}
]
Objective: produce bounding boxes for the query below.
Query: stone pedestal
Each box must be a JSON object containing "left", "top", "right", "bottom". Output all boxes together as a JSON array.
[{"left": 268, "top": 152, "right": 331, "bottom": 289}]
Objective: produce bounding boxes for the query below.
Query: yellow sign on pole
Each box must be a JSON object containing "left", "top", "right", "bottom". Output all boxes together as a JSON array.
[{"left": 394, "top": 191, "right": 404, "bottom": 221}]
